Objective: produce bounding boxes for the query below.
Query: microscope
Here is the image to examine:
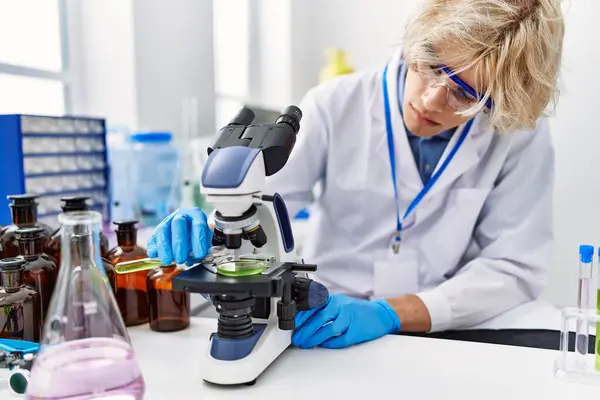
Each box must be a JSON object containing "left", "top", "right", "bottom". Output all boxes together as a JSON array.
[{"left": 172, "top": 106, "right": 329, "bottom": 386}]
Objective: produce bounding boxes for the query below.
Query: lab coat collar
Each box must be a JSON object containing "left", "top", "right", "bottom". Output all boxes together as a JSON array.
[{"left": 376, "top": 54, "right": 495, "bottom": 199}]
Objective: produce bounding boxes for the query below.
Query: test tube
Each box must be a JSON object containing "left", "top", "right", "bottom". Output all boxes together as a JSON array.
[
  {"left": 596, "top": 247, "right": 600, "bottom": 372},
  {"left": 576, "top": 245, "right": 594, "bottom": 366}
]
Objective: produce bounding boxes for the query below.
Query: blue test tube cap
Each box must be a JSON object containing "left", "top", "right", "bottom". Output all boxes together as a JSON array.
[{"left": 579, "top": 245, "right": 594, "bottom": 263}]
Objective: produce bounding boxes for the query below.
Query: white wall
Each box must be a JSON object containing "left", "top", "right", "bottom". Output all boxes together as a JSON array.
[
  {"left": 72, "top": 0, "right": 138, "bottom": 128},
  {"left": 289, "top": 0, "right": 421, "bottom": 104},
  {"left": 72, "top": 0, "right": 215, "bottom": 138},
  {"left": 132, "top": 0, "right": 215, "bottom": 137},
  {"left": 546, "top": 0, "right": 600, "bottom": 307}
]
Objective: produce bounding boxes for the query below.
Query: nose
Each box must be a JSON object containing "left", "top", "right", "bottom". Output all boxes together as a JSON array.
[{"left": 422, "top": 85, "right": 447, "bottom": 113}]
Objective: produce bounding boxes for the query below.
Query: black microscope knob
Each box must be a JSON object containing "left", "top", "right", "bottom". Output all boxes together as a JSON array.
[
  {"left": 293, "top": 277, "right": 329, "bottom": 311},
  {"left": 277, "top": 299, "right": 296, "bottom": 331}
]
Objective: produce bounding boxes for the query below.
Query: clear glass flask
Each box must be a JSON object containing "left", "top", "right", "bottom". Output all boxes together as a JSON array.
[{"left": 25, "top": 211, "right": 145, "bottom": 400}]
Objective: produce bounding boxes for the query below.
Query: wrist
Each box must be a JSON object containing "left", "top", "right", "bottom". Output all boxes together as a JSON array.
[
  {"left": 384, "top": 294, "right": 432, "bottom": 333},
  {"left": 374, "top": 299, "right": 402, "bottom": 334}
]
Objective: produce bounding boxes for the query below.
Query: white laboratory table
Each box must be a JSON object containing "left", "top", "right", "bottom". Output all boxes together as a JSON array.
[{"left": 128, "top": 317, "right": 600, "bottom": 400}]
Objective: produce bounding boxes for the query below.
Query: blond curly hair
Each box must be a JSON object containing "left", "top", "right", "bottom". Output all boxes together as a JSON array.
[{"left": 402, "top": 0, "right": 565, "bottom": 133}]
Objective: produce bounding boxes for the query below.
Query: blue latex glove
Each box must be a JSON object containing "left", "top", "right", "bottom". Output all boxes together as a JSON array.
[
  {"left": 147, "top": 208, "right": 213, "bottom": 266},
  {"left": 292, "top": 294, "right": 401, "bottom": 349}
]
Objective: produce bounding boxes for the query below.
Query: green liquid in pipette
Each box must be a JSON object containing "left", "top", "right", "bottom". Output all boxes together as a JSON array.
[{"left": 114, "top": 258, "right": 164, "bottom": 274}]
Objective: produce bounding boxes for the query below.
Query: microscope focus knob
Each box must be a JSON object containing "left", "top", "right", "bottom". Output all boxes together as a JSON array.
[{"left": 293, "top": 277, "right": 329, "bottom": 311}]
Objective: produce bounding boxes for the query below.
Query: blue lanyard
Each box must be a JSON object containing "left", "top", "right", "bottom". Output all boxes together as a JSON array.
[{"left": 382, "top": 63, "right": 474, "bottom": 253}]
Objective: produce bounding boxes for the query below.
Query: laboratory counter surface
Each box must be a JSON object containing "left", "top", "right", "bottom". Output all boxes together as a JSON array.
[{"left": 125, "top": 317, "right": 600, "bottom": 400}]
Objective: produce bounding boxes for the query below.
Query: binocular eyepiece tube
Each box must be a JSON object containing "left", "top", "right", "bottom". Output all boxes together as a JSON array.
[{"left": 228, "top": 105, "right": 302, "bottom": 135}]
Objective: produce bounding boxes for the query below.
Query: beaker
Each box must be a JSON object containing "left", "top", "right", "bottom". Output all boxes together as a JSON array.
[{"left": 25, "top": 211, "right": 145, "bottom": 400}]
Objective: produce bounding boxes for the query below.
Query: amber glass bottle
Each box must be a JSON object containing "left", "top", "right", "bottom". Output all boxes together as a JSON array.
[
  {"left": 0, "top": 258, "right": 41, "bottom": 342},
  {"left": 16, "top": 227, "right": 58, "bottom": 323},
  {"left": 106, "top": 220, "right": 149, "bottom": 326},
  {"left": 0, "top": 195, "right": 53, "bottom": 261},
  {"left": 147, "top": 264, "right": 190, "bottom": 332},
  {"left": 45, "top": 196, "right": 110, "bottom": 266}
]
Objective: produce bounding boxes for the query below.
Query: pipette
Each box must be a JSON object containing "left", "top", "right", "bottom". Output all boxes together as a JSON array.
[
  {"left": 114, "top": 258, "right": 165, "bottom": 275},
  {"left": 576, "top": 245, "right": 594, "bottom": 367}
]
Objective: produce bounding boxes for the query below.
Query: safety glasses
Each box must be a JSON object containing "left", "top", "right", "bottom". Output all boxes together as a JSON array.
[{"left": 413, "top": 62, "right": 493, "bottom": 112}]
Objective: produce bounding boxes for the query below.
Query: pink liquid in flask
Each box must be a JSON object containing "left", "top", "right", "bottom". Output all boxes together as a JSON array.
[{"left": 25, "top": 337, "right": 144, "bottom": 400}]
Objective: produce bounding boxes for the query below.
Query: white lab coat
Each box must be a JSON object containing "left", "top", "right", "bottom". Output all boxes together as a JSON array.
[{"left": 266, "top": 51, "right": 560, "bottom": 332}]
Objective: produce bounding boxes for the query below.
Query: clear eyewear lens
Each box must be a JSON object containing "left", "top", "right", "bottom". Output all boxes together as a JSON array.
[{"left": 419, "top": 68, "right": 475, "bottom": 112}]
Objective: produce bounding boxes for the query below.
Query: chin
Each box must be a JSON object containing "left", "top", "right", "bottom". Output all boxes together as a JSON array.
[{"left": 405, "top": 120, "right": 434, "bottom": 137}]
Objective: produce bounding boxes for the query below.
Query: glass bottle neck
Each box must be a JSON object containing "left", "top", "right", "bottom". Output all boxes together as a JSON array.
[
  {"left": 116, "top": 231, "right": 137, "bottom": 247},
  {"left": 11, "top": 206, "right": 36, "bottom": 225},
  {"left": 18, "top": 238, "right": 43, "bottom": 258},
  {"left": 61, "top": 222, "right": 103, "bottom": 269},
  {"left": 1, "top": 269, "right": 23, "bottom": 293}
]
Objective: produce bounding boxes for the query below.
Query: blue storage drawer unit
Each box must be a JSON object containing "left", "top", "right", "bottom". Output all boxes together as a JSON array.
[{"left": 0, "top": 114, "right": 110, "bottom": 227}]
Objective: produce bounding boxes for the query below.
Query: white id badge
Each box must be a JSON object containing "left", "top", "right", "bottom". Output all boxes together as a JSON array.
[{"left": 373, "top": 248, "right": 419, "bottom": 299}]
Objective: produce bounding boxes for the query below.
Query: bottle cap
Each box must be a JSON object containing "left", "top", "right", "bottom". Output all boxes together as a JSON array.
[
  {"left": 7, "top": 194, "right": 38, "bottom": 208},
  {"left": 60, "top": 196, "right": 90, "bottom": 212},
  {"left": 131, "top": 131, "right": 172, "bottom": 143},
  {"left": 113, "top": 220, "right": 139, "bottom": 232},
  {"left": 15, "top": 227, "right": 44, "bottom": 241},
  {"left": 0, "top": 257, "right": 26, "bottom": 271},
  {"left": 580, "top": 245, "right": 594, "bottom": 263}
]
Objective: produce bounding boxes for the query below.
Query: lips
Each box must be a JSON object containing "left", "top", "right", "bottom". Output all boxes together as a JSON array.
[{"left": 409, "top": 103, "right": 440, "bottom": 126}]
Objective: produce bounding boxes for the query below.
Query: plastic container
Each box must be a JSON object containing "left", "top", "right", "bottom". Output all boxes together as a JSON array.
[
  {"left": 555, "top": 307, "right": 600, "bottom": 385},
  {"left": 319, "top": 48, "right": 354, "bottom": 83},
  {"left": 106, "top": 126, "right": 135, "bottom": 222},
  {"left": 129, "top": 131, "right": 181, "bottom": 227},
  {"left": 147, "top": 264, "right": 190, "bottom": 332}
]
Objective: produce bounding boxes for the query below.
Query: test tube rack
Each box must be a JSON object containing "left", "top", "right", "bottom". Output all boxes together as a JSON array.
[{"left": 0, "top": 114, "right": 110, "bottom": 228}]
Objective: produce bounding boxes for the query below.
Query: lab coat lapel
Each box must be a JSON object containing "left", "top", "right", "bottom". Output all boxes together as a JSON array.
[
  {"left": 428, "top": 115, "right": 494, "bottom": 197},
  {"left": 374, "top": 56, "right": 424, "bottom": 199}
]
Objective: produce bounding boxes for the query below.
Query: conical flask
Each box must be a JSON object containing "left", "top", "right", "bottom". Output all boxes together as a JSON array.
[{"left": 25, "top": 211, "right": 145, "bottom": 400}]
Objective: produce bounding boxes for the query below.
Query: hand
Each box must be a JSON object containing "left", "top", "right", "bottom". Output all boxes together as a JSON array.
[
  {"left": 292, "top": 294, "right": 401, "bottom": 349},
  {"left": 147, "top": 208, "right": 213, "bottom": 266}
]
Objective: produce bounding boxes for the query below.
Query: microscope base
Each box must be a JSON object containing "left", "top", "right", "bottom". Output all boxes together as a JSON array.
[{"left": 201, "top": 319, "right": 292, "bottom": 385}]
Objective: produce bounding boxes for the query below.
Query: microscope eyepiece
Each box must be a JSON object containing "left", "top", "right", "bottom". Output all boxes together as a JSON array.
[
  {"left": 229, "top": 107, "right": 255, "bottom": 126},
  {"left": 276, "top": 106, "right": 302, "bottom": 134}
]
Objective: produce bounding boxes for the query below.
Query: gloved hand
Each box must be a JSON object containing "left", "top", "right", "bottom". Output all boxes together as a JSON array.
[
  {"left": 292, "top": 294, "right": 401, "bottom": 349},
  {"left": 147, "top": 208, "right": 213, "bottom": 266}
]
